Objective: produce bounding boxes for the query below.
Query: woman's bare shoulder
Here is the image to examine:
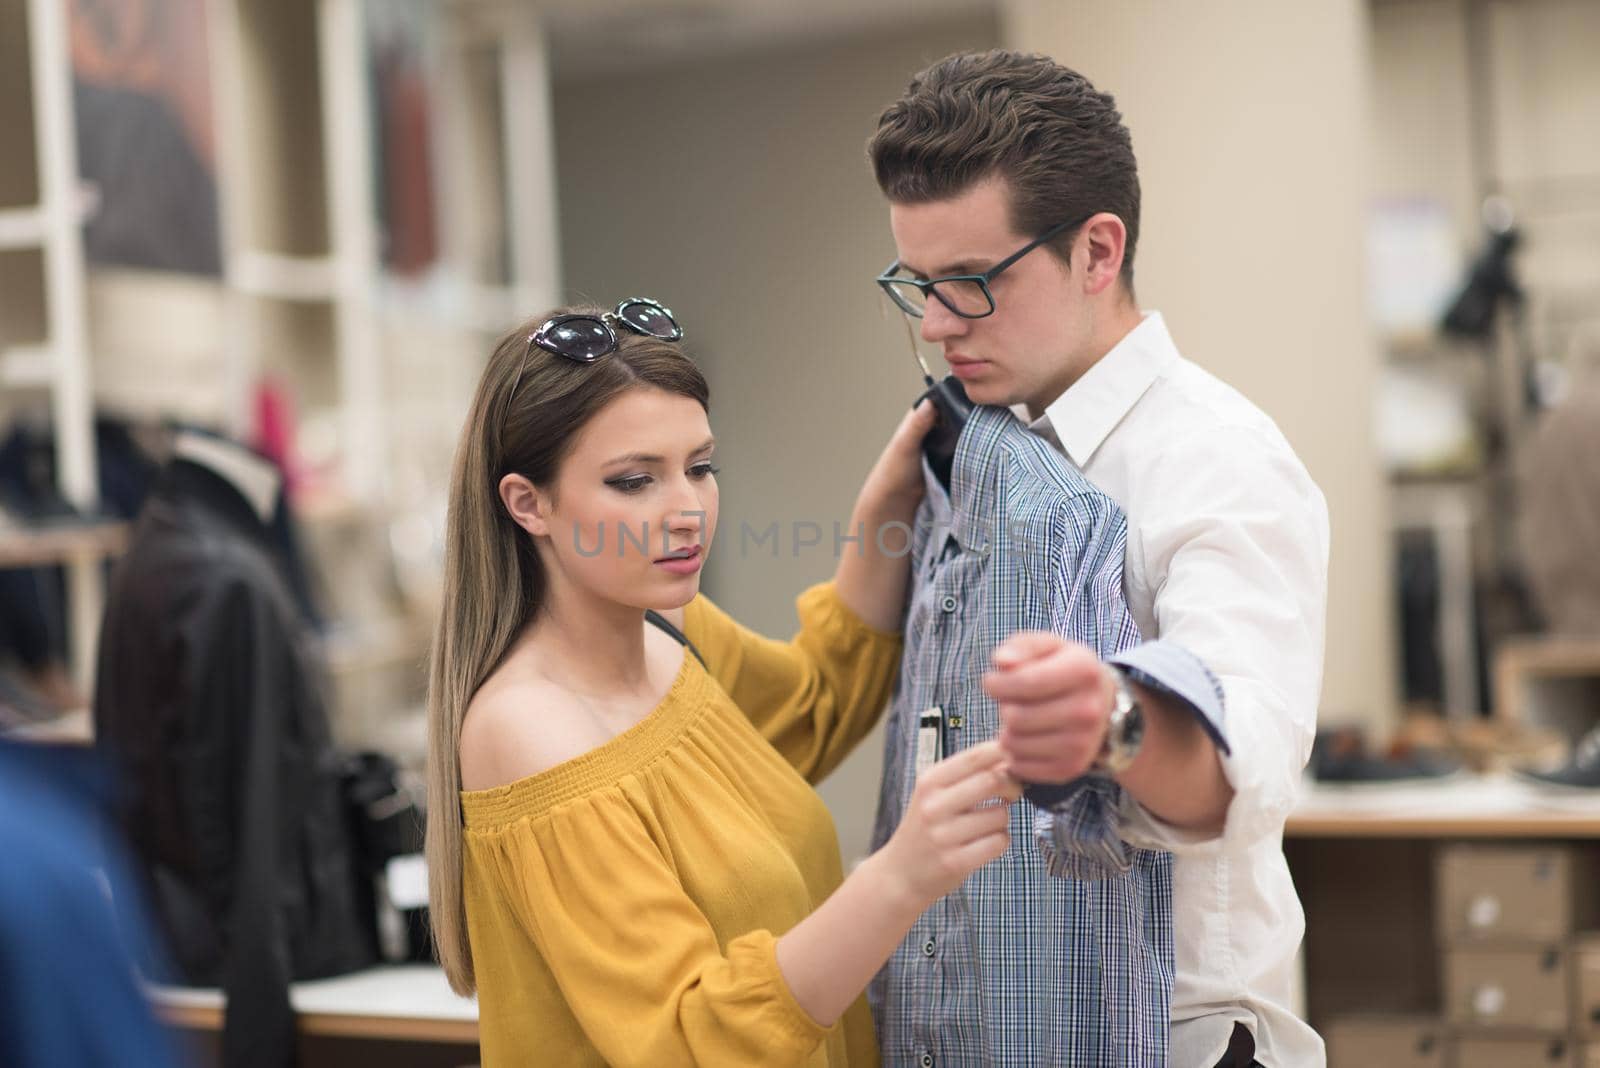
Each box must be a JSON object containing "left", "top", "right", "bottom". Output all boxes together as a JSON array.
[{"left": 458, "top": 660, "right": 604, "bottom": 792}]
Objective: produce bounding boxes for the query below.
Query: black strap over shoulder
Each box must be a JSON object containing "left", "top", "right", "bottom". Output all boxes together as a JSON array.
[{"left": 645, "top": 610, "right": 706, "bottom": 667}]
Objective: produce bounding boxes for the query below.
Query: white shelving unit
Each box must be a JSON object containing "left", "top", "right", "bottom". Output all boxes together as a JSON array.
[
  {"left": 437, "top": 0, "right": 562, "bottom": 323},
  {"left": 0, "top": 0, "right": 565, "bottom": 735},
  {"left": 0, "top": 0, "right": 107, "bottom": 689},
  {"left": 206, "top": 0, "right": 561, "bottom": 510},
  {"left": 206, "top": 0, "right": 386, "bottom": 503},
  {"left": 198, "top": 0, "right": 564, "bottom": 752}
]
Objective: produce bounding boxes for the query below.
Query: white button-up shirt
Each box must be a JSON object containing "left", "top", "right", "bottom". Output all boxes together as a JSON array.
[{"left": 1031, "top": 312, "right": 1330, "bottom": 1068}]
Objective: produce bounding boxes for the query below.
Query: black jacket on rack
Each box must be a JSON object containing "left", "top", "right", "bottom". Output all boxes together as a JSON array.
[{"left": 94, "top": 459, "right": 376, "bottom": 1068}]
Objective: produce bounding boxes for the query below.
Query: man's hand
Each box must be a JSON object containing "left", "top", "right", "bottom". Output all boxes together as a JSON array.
[{"left": 984, "top": 632, "right": 1115, "bottom": 784}]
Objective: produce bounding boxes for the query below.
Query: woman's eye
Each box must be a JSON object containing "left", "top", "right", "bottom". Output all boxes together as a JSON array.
[
  {"left": 689, "top": 463, "right": 721, "bottom": 480},
  {"left": 606, "top": 475, "right": 652, "bottom": 494}
]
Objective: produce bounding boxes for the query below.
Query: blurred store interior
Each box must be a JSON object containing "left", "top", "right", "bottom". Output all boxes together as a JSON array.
[{"left": 2, "top": 0, "right": 1600, "bottom": 1065}]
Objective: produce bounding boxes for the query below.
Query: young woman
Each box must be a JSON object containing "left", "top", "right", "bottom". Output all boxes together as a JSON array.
[{"left": 426, "top": 299, "right": 1019, "bottom": 1066}]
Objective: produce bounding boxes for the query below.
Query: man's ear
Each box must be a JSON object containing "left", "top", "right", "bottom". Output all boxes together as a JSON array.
[
  {"left": 1079, "top": 212, "right": 1128, "bottom": 298},
  {"left": 499, "top": 473, "right": 551, "bottom": 538}
]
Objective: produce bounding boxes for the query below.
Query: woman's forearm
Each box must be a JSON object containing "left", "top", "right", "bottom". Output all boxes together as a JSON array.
[
  {"left": 773, "top": 852, "right": 922, "bottom": 1026},
  {"left": 776, "top": 739, "right": 1018, "bottom": 1026},
  {"left": 833, "top": 495, "right": 918, "bottom": 632}
]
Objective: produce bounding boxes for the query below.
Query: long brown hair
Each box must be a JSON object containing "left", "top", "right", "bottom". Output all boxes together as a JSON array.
[{"left": 426, "top": 306, "right": 709, "bottom": 994}]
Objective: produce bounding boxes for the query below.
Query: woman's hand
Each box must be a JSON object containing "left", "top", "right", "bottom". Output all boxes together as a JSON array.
[
  {"left": 832, "top": 399, "right": 938, "bottom": 632},
  {"left": 856, "top": 399, "right": 938, "bottom": 519},
  {"left": 773, "top": 739, "right": 1017, "bottom": 1027},
  {"left": 871, "top": 740, "right": 1020, "bottom": 907}
]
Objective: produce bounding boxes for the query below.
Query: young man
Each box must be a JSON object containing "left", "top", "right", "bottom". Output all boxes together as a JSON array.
[{"left": 867, "top": 50, "right": 1328, "bottom": 1067}]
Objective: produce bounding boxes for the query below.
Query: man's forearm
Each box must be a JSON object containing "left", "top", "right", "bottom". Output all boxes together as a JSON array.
[{"left": 1114, "top": 683, "right": 1233, "bottom": 833}]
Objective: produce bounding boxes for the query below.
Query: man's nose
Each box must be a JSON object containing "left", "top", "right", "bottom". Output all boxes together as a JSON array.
[{"left": 920, "top": 297, "right": 967, "bottom": 344}]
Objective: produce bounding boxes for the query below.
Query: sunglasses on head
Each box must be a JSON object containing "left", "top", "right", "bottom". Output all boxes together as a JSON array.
[
  {"left": 531, "top": 297, "right": 684, "bottom": 362},
  {"left": 501, "top": 298, "right": 684, "bottom": 435}
]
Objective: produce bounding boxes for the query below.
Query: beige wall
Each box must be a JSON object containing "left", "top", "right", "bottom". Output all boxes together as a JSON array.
[
  {"left": 1004, "top": 0, "right": 1398, "bottom": 731},
  {"left": 553, "top": 14, "right": 1001, "bottom": 861}
]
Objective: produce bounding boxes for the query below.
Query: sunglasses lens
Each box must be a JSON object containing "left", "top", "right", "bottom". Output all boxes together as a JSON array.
[
  {"left": 543, "top": 318, "right": 613, "bottom": 360},
  {"left": 618, "top": 300, "right": 681, "bottom": 339}
]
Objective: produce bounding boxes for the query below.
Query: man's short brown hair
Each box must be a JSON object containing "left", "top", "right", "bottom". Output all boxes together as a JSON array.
[{"left": 868, "top": 49, "right": 1140, "bottom": 289}]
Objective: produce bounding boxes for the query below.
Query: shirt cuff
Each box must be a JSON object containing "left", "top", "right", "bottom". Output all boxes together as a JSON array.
[{"left": 1108, "top": 639, "right": 1230, "bottom": 756}]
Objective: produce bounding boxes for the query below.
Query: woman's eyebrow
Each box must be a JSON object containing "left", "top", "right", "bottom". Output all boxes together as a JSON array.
[
  {"left": 602, "top": 439, "right": 716, "bottom": 467},
  {"left": 602, "top": 451, "right": 664, "bottom": 467}
]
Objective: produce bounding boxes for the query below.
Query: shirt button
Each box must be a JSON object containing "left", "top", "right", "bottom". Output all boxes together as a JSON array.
[
  {"left": 939, "top": 595, "right": 958, "bottom": 613},
  {"left": 921, "top": 937, "right": 936, "bottom": 957},
  {"left": 920, "top": 1055, "right": 934, "bottom": 1068}
]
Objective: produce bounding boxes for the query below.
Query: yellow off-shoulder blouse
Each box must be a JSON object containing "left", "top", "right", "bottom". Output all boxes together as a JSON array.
[{"left": 459, "top": 582, "right": 902, "bottom": 1067}]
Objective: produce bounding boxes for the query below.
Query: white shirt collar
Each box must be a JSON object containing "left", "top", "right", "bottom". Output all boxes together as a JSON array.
[
  {"left": 173, "top": 430, "right": 281, "bottom": 524},
  {"left": 1030, "top": 311, "right": 1179, "bottom": 468}
]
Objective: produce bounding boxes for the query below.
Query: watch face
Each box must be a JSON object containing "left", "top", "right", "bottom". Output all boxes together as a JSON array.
[
  {"left": 1121, "top": 701, "right": 1146, "bottom": 751},
  {"left": 1104, "top": 670, "right": 1145, "bottom": 772}
]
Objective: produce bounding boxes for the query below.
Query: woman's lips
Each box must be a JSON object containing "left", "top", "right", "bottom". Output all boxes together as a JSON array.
[{"left": 654, "top": 545, "right": 703, "bottom": 575}]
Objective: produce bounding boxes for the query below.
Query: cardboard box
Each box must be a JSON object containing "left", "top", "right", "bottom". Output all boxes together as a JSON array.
[
  {"left": 1326, "top": 1015, "right": 1446, "bottom": 1068},
  {"left": 1455, "top": 1035, "right": 1577, "bottom": 1068},
  {"left": 1445, "top": 945, "right": 1569, "bottom": 1031},
  {"left": 1577, "top": 935, "right": 1600, "bottom": 1039},
  {"left": 1437, "top": 845, "right": 1598, "bottom": 943}
]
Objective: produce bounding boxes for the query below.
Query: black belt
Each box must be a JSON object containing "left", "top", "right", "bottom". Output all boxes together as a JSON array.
[{"left": 1212, "top": 1022, "right": 1260, "bottom": 1068}]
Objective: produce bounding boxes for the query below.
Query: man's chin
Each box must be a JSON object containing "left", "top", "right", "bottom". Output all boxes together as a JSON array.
[{"left": 961, "top": 380, "right": 1021, "bottom": 409}]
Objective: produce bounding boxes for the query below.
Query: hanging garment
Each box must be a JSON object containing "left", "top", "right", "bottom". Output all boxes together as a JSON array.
[
  {"left": 869, "top": 404, "right": 1227, "bottom": 1068},
  {"left": 94, "top": 458, "right": 376, "bottom": 1068}
]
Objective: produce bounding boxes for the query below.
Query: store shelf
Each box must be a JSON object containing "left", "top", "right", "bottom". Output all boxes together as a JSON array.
[
  {"left": 0, "top": 187, "right": 95, "bottom": 251},
  {"left": 0, "top": 344, "right": 55, "bottom": 388},
  {"left": 0, "top": 206, "right": 47, "bottom": 250},
  {"left": 1289, "top": 773, "right": 1600, "bottom": 839},
  {"left": 1495, "top": 636, "right": 1600, "bottom": 744},
  {"left": 1, "top": 708, "right": 92, "bottom": 746},
  {"left": 0, "top": 520, "right": 129, "bottom": 570},
  {"left": 150, "top": 964, "right": 477, "bottom": 1044},
  {"left": 227, "top": 249, "right": 340, "bottom": 302}
]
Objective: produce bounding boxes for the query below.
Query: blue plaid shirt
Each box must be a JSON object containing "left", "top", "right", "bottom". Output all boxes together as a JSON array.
[{"left": 869, "top": 405, "right": 1226, "bottom": 1067}]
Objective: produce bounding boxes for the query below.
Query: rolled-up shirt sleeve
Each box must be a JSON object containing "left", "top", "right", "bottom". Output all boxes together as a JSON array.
[{"left": 1115, "top": 424, "right": 1329, "bottom": 855}]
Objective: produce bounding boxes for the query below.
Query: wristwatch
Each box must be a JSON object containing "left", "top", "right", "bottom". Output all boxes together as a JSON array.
[{"left": 1096, "top": 664, "right": 1145, "bottom": 774}]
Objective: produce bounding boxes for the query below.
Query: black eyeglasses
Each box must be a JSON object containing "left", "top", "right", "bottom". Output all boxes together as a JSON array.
[{"left": 876, "top": 216, "right": 1086, "bottom": 320}]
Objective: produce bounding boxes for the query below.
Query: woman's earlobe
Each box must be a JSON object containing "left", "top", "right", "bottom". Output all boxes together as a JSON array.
[{"left": 499, "top": 474, "right": 549, "bottom": 537}]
